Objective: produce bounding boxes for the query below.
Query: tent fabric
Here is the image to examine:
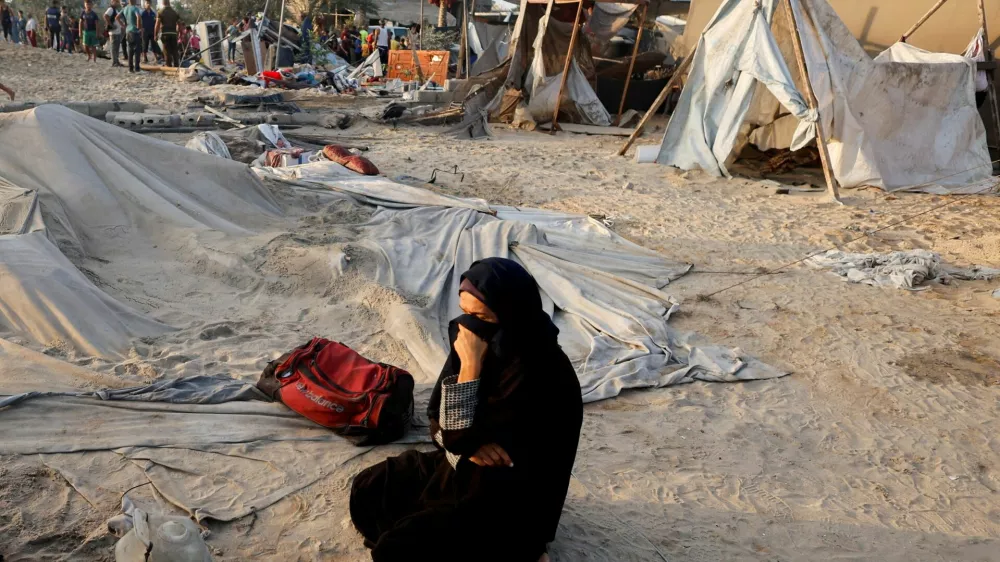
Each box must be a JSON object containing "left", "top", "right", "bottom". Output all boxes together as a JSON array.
[
  {"left": 0, "top": 342, "right": 431, "bottom": 523},
  {"left": 525, "top": 12, "right": 611, "bottom": 125},
  {"left": 807, "top": 249, "right": 1000, "bottom": 290},
  {"left": 272, "top": 163, "right": 784, "bottom": 401},
  {"left": 0, "top": 105, "right": 787, "bottom": 529},
  {"left": 585, "top": 2, "right": 638, "bottom": 43},
  {"left": 656, "top": 0, "right": 991, "bottom": 193},
  {"left": 496, "top": 0, "right": 612, "bottom": 125}
]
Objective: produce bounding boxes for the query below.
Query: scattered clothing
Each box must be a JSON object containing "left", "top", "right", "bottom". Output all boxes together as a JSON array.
[{"left": 807, "top": 249, "right": 1000, "bottom": 290}]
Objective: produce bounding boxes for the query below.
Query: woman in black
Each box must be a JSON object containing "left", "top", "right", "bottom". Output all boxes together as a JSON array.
[
  {"left": 350, "top": 257, "right": 583, "bottom": 562},
  {"left": 1, "top": 2, "right": 13, "bottom": 42}
]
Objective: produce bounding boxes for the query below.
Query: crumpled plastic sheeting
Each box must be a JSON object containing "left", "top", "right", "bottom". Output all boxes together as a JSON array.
[
  {"left": 1, "top": 361, "right": 432, "bottom": 522},
  {"left": 275, "top": 163, "right": 785, "bottom": 402},
  {"left": 524, "top": 9, "right": 610, "bottom": 126},
  {"left": 807, "top": 249, "right": 1000, "bottom": 290},
  {"left": 184, "top": 131, "right": 232, "bottom": 159},
  {"left": 0, "top": 231, "right": 171, "bottom": 358}
]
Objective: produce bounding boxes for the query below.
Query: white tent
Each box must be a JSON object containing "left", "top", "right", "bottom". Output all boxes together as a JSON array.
[{"left": 655, "top": 0, "right": 993, "bottom": 193}]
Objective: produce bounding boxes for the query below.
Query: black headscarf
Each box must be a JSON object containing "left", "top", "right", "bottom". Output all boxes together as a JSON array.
[{"left": 428, "top": 257, "right": 560, "bottom": 426}]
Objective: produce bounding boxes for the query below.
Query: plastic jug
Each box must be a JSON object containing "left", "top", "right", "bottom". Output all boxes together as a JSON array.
[{"left": 115, "top": 509, "right": 212, "bottom": 562}]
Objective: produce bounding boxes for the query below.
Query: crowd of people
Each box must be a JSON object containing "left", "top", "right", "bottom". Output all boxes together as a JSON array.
[
  {"left": 324, "top": 19, "right": 413, "bottom": 67},
  {"left": 0, "top": 0, "right": 202, "bottom": 71},
  {"left": 4, "top": 2, "right": 421, "bottom": 77}
]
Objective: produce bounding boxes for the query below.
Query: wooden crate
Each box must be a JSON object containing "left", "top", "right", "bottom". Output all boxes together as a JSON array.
[{"left": 385, "top": 50, "right": 450, "bottom": 84}]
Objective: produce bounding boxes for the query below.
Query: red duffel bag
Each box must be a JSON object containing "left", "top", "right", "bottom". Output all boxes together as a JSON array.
[{"left": 257, "top": 338, "right": 414, "bottom": 445}]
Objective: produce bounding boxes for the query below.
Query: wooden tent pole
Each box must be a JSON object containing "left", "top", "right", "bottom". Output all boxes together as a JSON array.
[
  {"left": 783, "top": 0, "right": 841, "bottom": 202},
  {"left": 615, "top": 50, "right": 692, "bottom": 156},
  {"left": 900, "top": 0, "right": 950, "bottom": 42},
  {"left": 550, "top": 0, "right": 585, "bottom": 133},
  {"left": 458, "top": 0, "right": 467, "bottom": 78},
  {"left": 615, "top": 3, "right": 648, "bottom": 126},
  {"left": 978, "top": 0, "right": 1000, "bottom": 161}
]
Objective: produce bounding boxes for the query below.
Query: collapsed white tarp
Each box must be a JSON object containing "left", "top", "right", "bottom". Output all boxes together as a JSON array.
[
  {"left": 657, "top": 0, "right": 991, "bottom": 193},
  {"left": 0, "top": 105, "right": 787, "bottom": 537},
  {"left": 260, "top": 163, "right": 784, "bottom": 401}
]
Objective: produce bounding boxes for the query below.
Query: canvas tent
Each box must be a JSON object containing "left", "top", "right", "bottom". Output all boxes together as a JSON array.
[
  {"left": 655, "top": 0, "right": 993, "bottom": 193},
  {"left": 490, "top": 0, "right": 648, "bottom": 128}
]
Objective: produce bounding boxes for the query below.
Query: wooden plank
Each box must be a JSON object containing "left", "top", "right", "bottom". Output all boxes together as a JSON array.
[
  {"left": 979, "top": 0, "right": 1000, "bottom": 169},
  {"left": 616, "top": 50, "right": 692, "bottom": 156},
  {"left": 549, "top": 0, "right": 585, "bottom": 133},
  {"left": 900, "top": 0, "right": 950, "bottom": 42},
  {"left": 783, "top": 0, "right": 841, "bottom": 202},
  {"left": 538, "top": 122, "right": 635, "bottom": 136},
  {"left": 616, "top": 4, "right": 647, "bottom": 126}
]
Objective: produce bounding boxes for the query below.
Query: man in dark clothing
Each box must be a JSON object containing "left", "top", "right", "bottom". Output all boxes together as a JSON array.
[
  {"left": 60, "top": 7, "right": 72, "bottom": 53},
  {"left": 300, "top": 11, "right": 312, "bottom": 64},
  {"left": 45, "top": 1, "right": 60, "bottom": 51},
  {"left": 118, "top": 0, "right": 141, "bottom": 72},
  {"left": 154, "top": 0, "right": 180, "bottom": 67},
  {"left": 139, "top": 0, "right": 160, "bottom": 63}
]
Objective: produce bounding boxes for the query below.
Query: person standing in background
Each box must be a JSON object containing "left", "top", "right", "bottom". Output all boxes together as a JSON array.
[
  {"left": 45, "top": 0, "right": 61, "bottom": 51},
  {"left": 104, "top": 0, "right": 122, "bottom": 66},
  {"left": 1, "top": 1, "right": 13, "bottom": 43},
  {"left": 300, "top": 11, "right": 312, "bottom": 63},
  {"left": 140, "top": 0, "right": 160, "bottom": 64},
  {"left": 376, "top": 18, "right": 389, "bottom": 66},
  {"left": 25, "top": 13, "right": 36, "bottom": 46},
  {"left": 60, "top": 6, "right": 72, "bottom": 53},
  {"left": 226, "top": 18, "right": 238, "bottom": 63},
  {"left": 11, "top": 8, "right": 21, "bottom": 44},
  {"left": 80, "top": 0, "right": 98, "bottom": 61},
  {"left": 154, "top": 0, "right": 180, "bottom": 67},
  {"left": 119, "top": 0, "right": 141, "bottom": 72},
  {"left": 16, "top": 10, "right": 26, "bottom": 44}
]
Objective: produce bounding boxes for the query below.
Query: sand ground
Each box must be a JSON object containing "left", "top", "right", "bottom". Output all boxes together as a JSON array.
[{"left": 3, "top": 42, "right": 1000, "bottom": 561}]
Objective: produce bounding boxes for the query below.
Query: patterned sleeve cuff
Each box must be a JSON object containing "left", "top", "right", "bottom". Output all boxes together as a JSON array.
[
  {"left": 434, "top": 430, "right": 461, "bottom": 469},
  {"left": 440, "top": 375, "right": 479, "bottom": 430}
]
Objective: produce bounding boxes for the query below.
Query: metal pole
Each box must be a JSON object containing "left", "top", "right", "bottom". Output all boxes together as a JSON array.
[
  {"left": 783, "top": 0, "right": 840, "bottom": 202},
  {"left": 419, "top": 0, "right": 424, "bottom": 49},
  {"left": 550, "top": 0, "right": 584, "bottom": 133},
  {"left": 979, "top": 0, "right": 1000, "bottom": 162},
  {"left": 616, "top": 50, "right": 691, "bottom": 156},
  {"left": 615, "top": 3, "right": 647, "bottom": 126},
  {"left": 900, "top": 0, "right": 949, "bottom": 42}
]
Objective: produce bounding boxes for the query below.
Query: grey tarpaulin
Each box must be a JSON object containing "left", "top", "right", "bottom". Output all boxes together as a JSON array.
[
  {"left": 0, "top": 105, "right": 787, "bottom": 529},
  {"left": 0, "top": 341, "right": 430, "bottom": 522},
  {"left": 262, "top": 163, "right": 786, "bottom": 402},
  {"left": 807, "top": 249, "right": 1000, "bottom": 290},
  {"left": 184, "top": 131, "right": 233, "bottom": 159}
]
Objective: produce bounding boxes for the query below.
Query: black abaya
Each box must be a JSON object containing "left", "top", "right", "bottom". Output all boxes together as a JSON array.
[{"left": 350, "top": 258, "right": 583, "bottom": 561}]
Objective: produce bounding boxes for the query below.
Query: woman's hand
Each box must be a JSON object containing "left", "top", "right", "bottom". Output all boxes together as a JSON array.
[
  {"left": 469, "top": 443, "right": 513, "bottom": 467},
  {"left": 455, "top": 324, "right": 488, "bottom": 382}
]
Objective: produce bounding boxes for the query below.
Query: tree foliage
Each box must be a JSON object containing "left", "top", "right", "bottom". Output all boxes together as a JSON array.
[{"left": 185, "top": 0, "right": 377, "bottom": 26}]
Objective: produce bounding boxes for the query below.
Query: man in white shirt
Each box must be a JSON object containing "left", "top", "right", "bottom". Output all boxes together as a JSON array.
[
  {"left": 376, "top": 19, "right": 390, "bottom": 65},
  {"left": 104, "top": 0, "right": 123, "bottom": 67}
]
